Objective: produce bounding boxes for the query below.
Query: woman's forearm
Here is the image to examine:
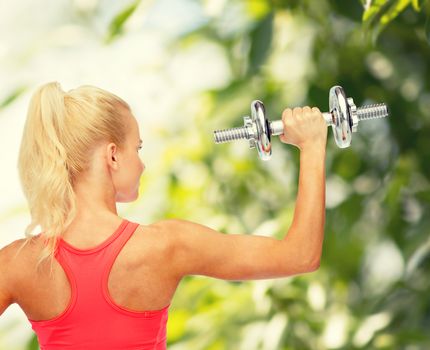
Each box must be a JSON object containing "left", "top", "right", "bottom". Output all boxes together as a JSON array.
[{"left": 282, "top": 144, "right": 326, "bottom": 270}]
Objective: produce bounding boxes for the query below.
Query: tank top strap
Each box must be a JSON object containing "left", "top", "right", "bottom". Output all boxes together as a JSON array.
[{"left": 102, "top": 219, "right": 140, "bottom": 266}]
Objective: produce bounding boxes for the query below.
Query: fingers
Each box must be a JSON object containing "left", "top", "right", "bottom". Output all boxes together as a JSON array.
[
  {"left": 293, "top": 107, "right": 302, "bottom": 117},
  {"left": 282, "top": 106, "right": 320, "bottom": 122},
  {"left": 302, "top": 106, "right": 312, "bottom": 113},
  {"left": 282, "top": 108, "right": 293, "bottom": 124},
  {"left": 282, "top": 107, "right": 304, "bottom": 122}
]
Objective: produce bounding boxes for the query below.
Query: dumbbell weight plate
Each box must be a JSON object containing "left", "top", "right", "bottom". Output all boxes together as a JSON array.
[
  {"left": 251, "top": 100, "right": 272, "bottom": 161},
  {"left": 329, "top": 86, "right": 352, "bottom": 148}
]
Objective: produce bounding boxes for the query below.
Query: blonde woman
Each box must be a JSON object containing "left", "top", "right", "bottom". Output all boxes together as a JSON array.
[{"left": 0, "top": 82, "right": 327, "bottom": 349}]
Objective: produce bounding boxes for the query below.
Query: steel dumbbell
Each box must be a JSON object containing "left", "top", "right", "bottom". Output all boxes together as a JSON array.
[{"left": 213, "top": 85, "right": 389, "bottom": 161}]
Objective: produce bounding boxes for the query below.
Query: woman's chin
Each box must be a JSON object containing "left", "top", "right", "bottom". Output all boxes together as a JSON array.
[{"left": 115, "top": 190, "right": 139, "bottom": 203}]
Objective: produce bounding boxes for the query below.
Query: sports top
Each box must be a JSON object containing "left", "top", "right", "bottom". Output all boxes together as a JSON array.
[{"left": 28, "top": 218, "right": 170, "bottom": 350}]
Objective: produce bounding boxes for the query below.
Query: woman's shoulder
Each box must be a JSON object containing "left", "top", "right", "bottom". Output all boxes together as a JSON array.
[
  {"left": 1, "top": 236, "right": 36, "bottom": 256},
  {"left": 129, "top": 219, "right": 181, "bottom": 262},
  {"left": 132, "top": 220, "right": 174, "bottom": 250},
  {"left": 1, "top": 236, "right": 42, "bottom": 268},
  {"left": 0, "top": 238, "right": 38, "bottom": 293}
]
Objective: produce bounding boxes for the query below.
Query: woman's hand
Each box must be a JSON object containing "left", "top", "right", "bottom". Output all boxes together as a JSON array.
[{"left": 279, "top": 106, "right": 328, "bottom": 150}]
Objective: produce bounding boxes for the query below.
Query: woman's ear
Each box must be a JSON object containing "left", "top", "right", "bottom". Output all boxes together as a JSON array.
[{"left": 107, "top": 143, "right": 118, "bottom": 168}]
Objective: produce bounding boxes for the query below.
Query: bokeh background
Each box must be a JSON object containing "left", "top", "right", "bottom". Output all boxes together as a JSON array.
[{"left": 1, "top": 0, "right": 429, "bottom": 349}]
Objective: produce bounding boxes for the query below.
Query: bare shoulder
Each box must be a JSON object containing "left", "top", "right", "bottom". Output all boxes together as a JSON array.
[
  {"left": 1, "top": 238, "right": 30, "bottom": 261},
  {"left": 0, "top": 241, "right": 14, "bottom": 264},
  {"left": 0, "top": 237, "right": 41, "bottom": 271},
  {"left": 0, "top": 240, "right": 22, "bottom": 312},
  {"left": 150, "top": 218, "right": 208, "bottom": 232},
  {"left": 147, "top": 218, "right": 197, "bottom": 244},
  {"left": 143, "top": 219, "right": 180, "bottom": 247},
  {"left": 0, "top": 238, "right": 34, "bottom": 292},
  {"left": 129, "top": 220, "right": 180, "bottom": 262},
  {"left": 143, "top": 219, "right": 195, "bottom": 258},
  {"left": 145, "top": 218, "right": 223, "bottom": 260},
  {"left": 148, "top": 218, "right": 184, "bottom": 231}
]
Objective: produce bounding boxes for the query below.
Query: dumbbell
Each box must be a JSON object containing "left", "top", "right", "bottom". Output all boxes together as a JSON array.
[{"left": 213, "top": 85, "right": 389, "bottom": 161}]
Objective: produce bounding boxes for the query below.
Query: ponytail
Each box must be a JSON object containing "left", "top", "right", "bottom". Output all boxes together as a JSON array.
[{"left": 16, "top": 81, "right": 130, "bottom": 273}]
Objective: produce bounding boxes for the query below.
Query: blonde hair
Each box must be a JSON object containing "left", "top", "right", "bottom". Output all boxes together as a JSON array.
[{"left": 15, "top": 81, "right": 130, "bottom": 273}]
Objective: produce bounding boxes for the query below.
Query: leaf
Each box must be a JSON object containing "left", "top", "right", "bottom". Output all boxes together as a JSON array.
[
  {"left": 362, "top": 0, "right": 392, "bottom": 23},
  {"left": 380, "top": 0, "right": 412, "bottom": 24},
  {"left": 0, "top": 85, "right": 27, "bottom": 109},
  {"left": 411, "top": 0, "right": 421, "bottom": 10},
  {"left": 105, "top": 0, "right": 141, "bottom": 44}
]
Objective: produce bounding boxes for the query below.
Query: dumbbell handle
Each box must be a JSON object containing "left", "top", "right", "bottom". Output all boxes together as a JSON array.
[
  {"left": 215, "top": 103, "right": 389, "bottom": 142},
  {"left": 267, "top": 114, "right": 333, "bottom": 136}
]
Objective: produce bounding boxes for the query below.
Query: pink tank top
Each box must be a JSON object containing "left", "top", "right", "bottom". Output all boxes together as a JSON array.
[{"left": 28, "top": 218, "right": 170, "bottom": 350}]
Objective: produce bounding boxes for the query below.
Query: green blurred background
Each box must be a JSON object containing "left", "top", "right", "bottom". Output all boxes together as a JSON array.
[{"left": 0, "top": 0, "right": 429, "bottom": 349}]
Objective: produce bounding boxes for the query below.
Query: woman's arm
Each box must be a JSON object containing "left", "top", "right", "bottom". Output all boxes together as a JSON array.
[
  {"left": 160, "top": 145, "right": 325, "bottom": 280},
  {"left": 158, "top": 106, "right": 327, "bottom": 281}
]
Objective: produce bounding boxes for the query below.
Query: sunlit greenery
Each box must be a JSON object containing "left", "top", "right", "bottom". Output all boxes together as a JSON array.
[{"left": 1, "top": 0, "right": 429, "bottom": 349}]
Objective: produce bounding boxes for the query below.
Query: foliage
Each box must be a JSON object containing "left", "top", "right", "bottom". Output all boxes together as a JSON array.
[
  {"left": 361, "top": 0, "right": 428, "bottom": 40},
  {"left": 160, "top": 0, "right": 430, "bottom": 348}
]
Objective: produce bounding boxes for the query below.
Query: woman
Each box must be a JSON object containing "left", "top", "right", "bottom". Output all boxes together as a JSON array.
[{"left": 0, "top": 81, "right": 327, "bottom": 349}]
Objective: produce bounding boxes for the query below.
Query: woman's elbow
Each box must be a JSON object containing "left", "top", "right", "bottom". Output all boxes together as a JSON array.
[
  {"left": 306, "top": 258, "right": 321, "bottom": 272},
  {"left": 305, "top": 243, "right": 323, "bottom": 272},
  {"left": 291, "top": 257, "right": 320, "bottom": 275},
  {"left": 300, "top": 254, "right": 321, "bottom": 273}
]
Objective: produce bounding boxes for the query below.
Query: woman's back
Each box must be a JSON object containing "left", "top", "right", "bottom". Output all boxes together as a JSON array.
[{"left": 8, "top": 217, "right": 180, "bottom": 349}]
